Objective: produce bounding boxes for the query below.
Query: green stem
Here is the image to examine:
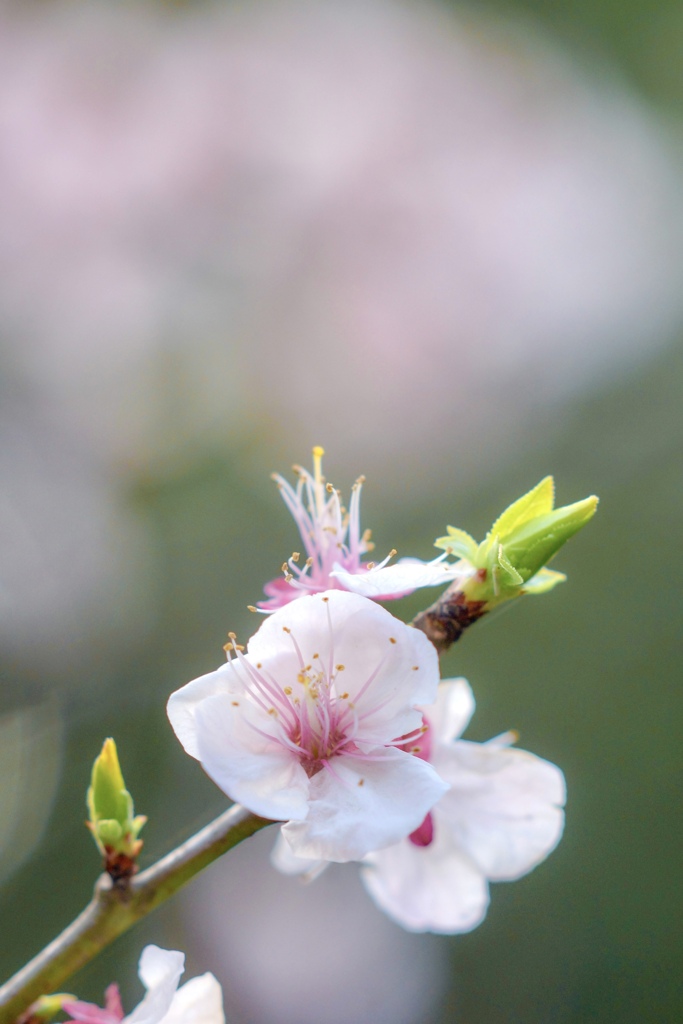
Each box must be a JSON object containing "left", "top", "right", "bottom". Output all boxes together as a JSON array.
[{"left": 0, "top": 805, "right": 272, "bottom": 1024}]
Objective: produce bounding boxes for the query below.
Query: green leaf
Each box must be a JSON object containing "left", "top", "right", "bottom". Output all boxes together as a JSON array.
[
  {"left": 504, "top": 495, "right": 599, "bottom": 581},
  {"left": 489, "top": 476, "right": 555, "bottom": 542},
  {"left": 521, "top": 567, "right": 567, "bottom": 594},
  {"left": 88, "top": 738, "right": 127, "bottom": 824},
  {"left": 496, "top": 544, "right": 524, "bottom": 585},
  {"left": 434, "top": 526, "right": 478, "bottom": 561}
]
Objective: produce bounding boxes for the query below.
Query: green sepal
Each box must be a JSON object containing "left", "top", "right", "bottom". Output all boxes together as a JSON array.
[{"left": 95, "top": 819, "right": 124, "bottom": 845}]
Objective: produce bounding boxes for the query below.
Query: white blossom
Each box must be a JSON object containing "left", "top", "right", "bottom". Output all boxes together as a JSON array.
[{"left": 168, "top": 590, "right": 447, "bottom": 862}]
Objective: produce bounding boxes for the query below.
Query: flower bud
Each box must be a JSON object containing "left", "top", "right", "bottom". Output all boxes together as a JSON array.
[
  {"left": 435, "top": 477, "right": 597, "bottom": 610},
  {"left": 17, "top": 994, "right": 76, "bottom": 1024},
  {"left": 86, "top": 738, "right": 146, "bottom": 883}
]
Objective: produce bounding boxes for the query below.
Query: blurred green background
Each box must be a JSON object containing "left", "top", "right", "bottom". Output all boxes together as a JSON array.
[{"left": 0, "top": 0, "right": 681, "bottom": 1021}]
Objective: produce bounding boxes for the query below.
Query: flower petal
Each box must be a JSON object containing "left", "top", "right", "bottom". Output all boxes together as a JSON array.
[
  {"left": 435, "top": 741, "right": 566, "bottom": 881},
  {"left": 331, "top": 558, "right": 466, "bottom": 599},
  {"left": 158, "top": 975, "right": 225, "bottom": 1024},
  {"left": 270, "top": 828, "right": 329, "bottom": 880},
  {"left": 167, "top": 664, "right": 240, "bottom": 760},
  {"left": 125, "top": 946, "right": 185, "bottom": 1024},
  {"left": 194, "top": 695, "right": 309, "bottom": 820},
  {"left": 361, "top": 831, "right": 489, "bottom": 934},
  {"left": 428, "top": 678, "right": 475, "bottom": 744},
  {"left": 281, "top": 748, "right": 448, "bottom": 862}
]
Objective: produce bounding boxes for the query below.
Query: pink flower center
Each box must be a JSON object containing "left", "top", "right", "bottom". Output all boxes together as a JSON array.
[
  {"left": 229, "top": 610, "right": 427, "bottom": 778},
  {"left": 408, "top": 812, "right": 434, "bottom": 847},
  {"left": 399, "top": 713, "right": 436, "bottom": 847}
]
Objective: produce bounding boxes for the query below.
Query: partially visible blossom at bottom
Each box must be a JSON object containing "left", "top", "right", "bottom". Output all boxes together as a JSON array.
[
  {"left": 361, "top": 679, "right": 566, "bottom": 933},
  {"left": 274, "top": 678, "right": 565, "bottom": 934},
  {"left": 62, "top": 945, "right": 224, "bottom": 1024}
]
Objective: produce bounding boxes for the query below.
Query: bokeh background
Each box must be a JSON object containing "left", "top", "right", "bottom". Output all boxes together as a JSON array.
[{"left": 0, "top": 0, "right": 681, "bottom": 1021}]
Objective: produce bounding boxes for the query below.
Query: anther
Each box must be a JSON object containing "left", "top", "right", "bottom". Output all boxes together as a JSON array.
[
  {"left": 282, "top": 626, "right": 291, "bottom": 633},
  {"left": 247, "top": 605, "right": 258, "bottom": 613},
  {"left": 389, "top": 637, "right": 397, "bottom": 644},
  {"left": 291, "top": 552, "right": 300, "bottom": 562},
  {"left": 336, "top": 664, "right": 345, "bottom": 671}
]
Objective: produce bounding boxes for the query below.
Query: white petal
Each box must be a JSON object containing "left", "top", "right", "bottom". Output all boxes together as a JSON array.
[
  {"left": 436, "top": 741, "right": 566, "bottom": 881},
  {"left": 361, "top": 832, "right": 489, "bottom": 934},
  {"left": 282, "top": 748, "right": 448, "bottom": 862},
  {"left": 167, "top": 663, "right": 241, "bottom": 760},
  {"left": 331, "top": 558, "right": 465, "bottom": 598},
  {"left": 194, "top": 695, "right": 310, "bottom": 820},
  {"left": 125, "top": 947, "right": 185, "bottom": 1024},
  {"left": 270, "top": 828, "right": 329, "bottom": 880},
  {"left": 428, "top": 678, "right": 475, "bottom": 743},
  {"left": 159, "top": 975, "right": 225, "bottom": 1024}
]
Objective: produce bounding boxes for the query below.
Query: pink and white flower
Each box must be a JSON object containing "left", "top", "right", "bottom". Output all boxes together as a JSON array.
[
  {"left": 259, "top": 447, "right": 464, "bottom": 610},
  {"left": 360, "top": 678, "right": 566, "bottom": 933},
  {"left": 167, "top": 589, "right": 448, "bottom": 862},
  {"left": 62, "top": 945, "right": 224, "bottom": 1024}
]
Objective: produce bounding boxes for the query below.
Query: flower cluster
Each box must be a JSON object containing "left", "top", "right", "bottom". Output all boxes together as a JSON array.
[{"left": 165, "top": 449, "right": 586, "bottom": 934}]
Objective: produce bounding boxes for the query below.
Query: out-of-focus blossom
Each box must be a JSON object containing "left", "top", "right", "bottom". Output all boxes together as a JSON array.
[
  {"left": 361, "top": 679, "right": 566, "bottom": 933},
  {"left": 62, "top": 945, "right": 224, "bottom": 1024},
  {"left": 0, "top": 0, "right": 679, "bottom": 490},
  {"left": 168, "top": 589, "right": 447, "bottom": 861},
  {"left": 259, "top": 447, "right": 463, "bottom": 610}
]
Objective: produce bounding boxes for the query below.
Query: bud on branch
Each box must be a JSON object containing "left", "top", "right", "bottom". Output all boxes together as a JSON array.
[
  {"left": 414, "top": 477, "right": 598, "bottom": 652},
  {"left": 87, "top": 739, "right": 146, "bottom": 885}
]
